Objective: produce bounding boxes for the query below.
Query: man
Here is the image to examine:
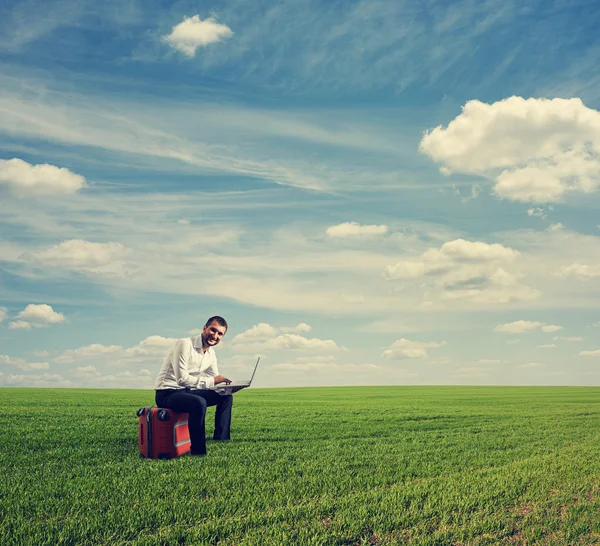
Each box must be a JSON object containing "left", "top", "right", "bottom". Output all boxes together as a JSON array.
[{"left": 154, "top": 316, "right": 232, "bottom": 456}]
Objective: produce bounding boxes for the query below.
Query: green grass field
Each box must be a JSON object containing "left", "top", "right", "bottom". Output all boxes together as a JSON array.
[{"left": 1, "top": 387, "right": 600, "bottom": 545}]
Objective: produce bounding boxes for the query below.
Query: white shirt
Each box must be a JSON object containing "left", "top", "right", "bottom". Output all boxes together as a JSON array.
[{"left": 154, "top": 336, "right": 219, "bottom": 390}]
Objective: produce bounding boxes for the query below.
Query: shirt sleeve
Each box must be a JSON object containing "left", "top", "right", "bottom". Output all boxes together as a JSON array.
[
  {"left": 171, "top": 339, "right": 201, "bottom": 388},
  {"left": 198, "top": 353, "right": 219, "bottom": 390}
]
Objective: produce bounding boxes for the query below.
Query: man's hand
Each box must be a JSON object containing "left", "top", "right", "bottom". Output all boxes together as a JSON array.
[{"left": 214, "top": 375, "right": 231, "bottom": 385}]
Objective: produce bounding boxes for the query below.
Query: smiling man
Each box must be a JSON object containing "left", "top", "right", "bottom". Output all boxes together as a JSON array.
[{"left": 154, "top": 316, "right": 233, "bottom": 456}]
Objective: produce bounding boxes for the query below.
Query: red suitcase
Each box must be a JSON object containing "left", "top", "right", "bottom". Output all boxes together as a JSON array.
[{"left": 137, "top": 406, "right": 191, "bottom": 459}]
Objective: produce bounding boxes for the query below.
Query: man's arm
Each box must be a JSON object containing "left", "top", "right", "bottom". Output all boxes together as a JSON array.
[
  {"left": 171, "top": 340, "right": 209, "bottom": 389},
  {"left": 204, "top": 354, "right": 231, "bottom": 387}
]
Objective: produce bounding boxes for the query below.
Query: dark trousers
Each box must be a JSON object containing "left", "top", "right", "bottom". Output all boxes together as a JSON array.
[{"left": 155, "top": 388, "right": 233, "bottom": 455}]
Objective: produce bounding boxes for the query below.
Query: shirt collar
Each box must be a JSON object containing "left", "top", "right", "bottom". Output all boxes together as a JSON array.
[{"left": 192, "top": 335, "right": 210, "bottom": 354}]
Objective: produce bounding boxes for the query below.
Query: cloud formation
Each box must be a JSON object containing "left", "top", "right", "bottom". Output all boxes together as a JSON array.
[
  {"left": 326, "top": 222, "right": 388, "bottom": 238},
  {"left": 382, "top": 338, "right": 445, "bottom": 360},
  {"left": 8, "top": 304, "right": 66, "bottom": 330},
  {"left": 0, "top": 354, "right": 50, "bottom": 370},
  {"left": 23, "top": 239, "right": 132, "bottom": 277},
  {"left": 420, "top": 97, "right": 600, "bottom": 203},
  {"left": 163, "top": 15, "right": 233, "bottom": 57},
  {"left": 558, "top": 263, "right": 600, "bottom": 279},
  {"left": 0, "top": 158, "right": 85, "bottom": 197},
  {"left": 55, "top": 344, "right": 122, "bottom": 364},
  {"left": 280, "top": 323, "right": 312, "bottom": 334},
  {"left": 386, "top": 239, "right": 519, "bottom": 279},
  {"left": 8, "top": 320, "right": 31, "bottom": 330},
  {"left": 385, "top": 239, "right": 535, "bottom": 305},
  {"left": 580, "top": 350, "right": 600, "bottom": 357},
  {"left": 232, "top": 322, "right": 340, "bottom": 352},
  {"left": 126, "top": 336, "right": 178, "bottom": 356},
  {"left": 494, "top": 320, "right": 562, "bottom": 334},
  {"left": 232, "top": 322, "right": 313, "bottom": 343},
  {"left": 17, "top": 303, "right": 66, "bottom": 324}
]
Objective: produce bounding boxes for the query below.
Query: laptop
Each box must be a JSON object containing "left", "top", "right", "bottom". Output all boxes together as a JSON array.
[{"left": 214, "top": 357, "right": 261, "bottom": 394}]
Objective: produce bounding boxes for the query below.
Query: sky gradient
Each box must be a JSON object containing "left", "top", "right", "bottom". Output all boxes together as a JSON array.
[{"left": 1, "top": 0, "right": 600, "bottom": 388}]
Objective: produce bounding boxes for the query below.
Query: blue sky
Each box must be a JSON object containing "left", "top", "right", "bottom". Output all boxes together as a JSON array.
[{"left": 1, "top": 0, "right": 600, "bottom": 388}]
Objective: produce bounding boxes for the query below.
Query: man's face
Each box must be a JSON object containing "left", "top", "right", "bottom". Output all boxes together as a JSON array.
[{"left": 202, "top": 321, "right": 227, "bottom": 348}]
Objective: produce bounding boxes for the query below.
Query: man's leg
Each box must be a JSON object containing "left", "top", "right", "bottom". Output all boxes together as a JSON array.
[
  {"left": 190, "top": 390, "right": 233, "bottom": 441},
  {"left": 155, "top": 390, "right": 208, "bottom": 455},
  {"left": 213, "top": 393, "right": 233, "bottom": 441}
]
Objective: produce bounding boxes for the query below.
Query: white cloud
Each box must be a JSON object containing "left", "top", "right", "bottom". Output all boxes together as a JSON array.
[
  {"left": 420, "top": 96, "right": 600, "bottom": 203},
  {"left": 362, "top": 320, "right": 415, "bottom": 334},
  {"left": 0, "top": 81, "right": 390, "bottom": 194},
  {"left": 280, "top": 323, "right": 312, "bottom": 334},
  {"left": 233, "top": 322, "right": 313, "bottom": 343},
  {"left": 8, "top": 320, "right": 32, "bottom": 330},
  {"left": 541, "top": 325, "right": 563, "bottom": 333},
  {"left": 527, "top": 207, "right": 548, "bottom": 219},
  {"left": 553, "top": 336, "right": 584, "bottom": 342},
  {"left": 558, "top": 263, "right": 600, "bottom": 279},
  {"left": 234, "top": 333, "right": 342, "bottom": 353},
  {"left": 494, "top": 320, "right": 562, "bottom": 334},
  {"left": 495, "top": 320, "right": 541, "bottom": 333},
  {"left": 537, "top": 344, "right": 556, "bottom": 348},
  {"left": 326, "top": 222, "right": 388, "bottom": 238},
  {"left": 272, "top": 361, "right": 381, "bottom": 372},
  {"left": 17, "top": 304, "right": 66, "bottom": 327},
  {"left": 23, "top": 239, "right": 132, "bottom": 277},
  {"left": 2, "top": 372, "right": 73, "bottom": 387},
  {"left": 126, "top": 336, "right": 177, "bottom": 356},
  {"left": 580, "top": 350, "right": 600, "bottom": 357},
  {"left": 0, "top": 355, "right": 50, "bottom": 370},
  {"left": 438, "top": 239, "right": 520, "bottom": 262},
  {"left": 55, "top": 344, "right": 122, "bottom": 364},
  {"left": 75, "top": 365, "right": 98, "bottom": 373},
  {"left": 0, "top": 307, "right": 6, "bottom": 323},
  {"left": 25, "top": 362, "right": 50, "bottom": 370},
  {"left": 0, "top": 158, "right": 85, "bottom": 198},
  {"left": 2, "top": 333, "right": 187, "bottom": 388},
  {"left": 382, "top": 338, "right": 445, "bottom": 360},
  {"left": 548, "top": 223, "right": 564, "bottom": 232},
  {"left": 440, "top": 268, "right": 538, "bottom": 305},
  {"left": 385, "top": 239, "right": 534, "bottom": 305},
  {"left": 386, "top": 239, "right": 519, "bottom": 280},
  {"left": 386, "top": 240, "right": 519, "bottom": 279},
  {"left": 476, "top": 359, "right": 502, "bottom": 364},
  {"left": 385, "top": 261, "right": 426, "bottom": 279},
  {"left": 232, "top": 323, "right": 278, "bottom": 343},
  {"left": 521, "top": 362, "right": 544, "bottom": 368},
  {"left": 162, "top": 15, "right": 233, "bottom": 57}
]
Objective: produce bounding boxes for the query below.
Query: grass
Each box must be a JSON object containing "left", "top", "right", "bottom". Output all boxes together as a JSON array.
[{"left": 1, "top": 386, "right": 600, "bottom": 545}]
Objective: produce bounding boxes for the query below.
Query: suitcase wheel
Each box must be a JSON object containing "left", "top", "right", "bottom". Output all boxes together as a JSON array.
[
  {"left": 157, "top": 409, "right": 171, "bottom": 421},
  {"left": 136, "top": 407, "right": 146, "bottom": 417}
]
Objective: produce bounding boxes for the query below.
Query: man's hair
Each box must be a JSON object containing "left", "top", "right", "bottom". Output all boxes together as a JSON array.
[{"left": 205, "top": 316, "right": 228, "bottom": 330}]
